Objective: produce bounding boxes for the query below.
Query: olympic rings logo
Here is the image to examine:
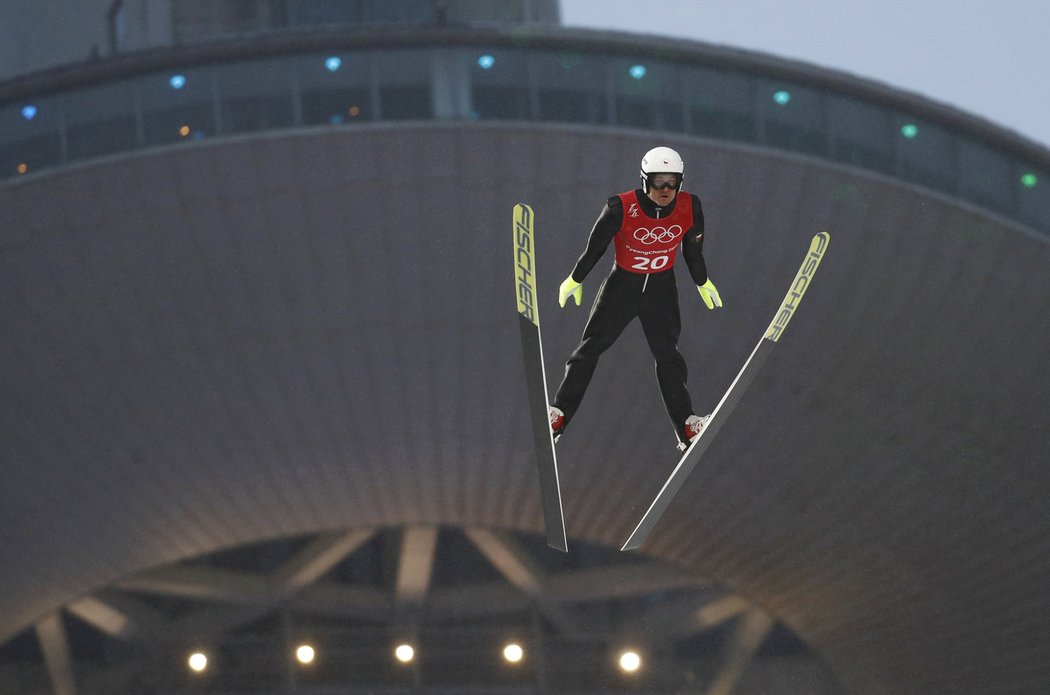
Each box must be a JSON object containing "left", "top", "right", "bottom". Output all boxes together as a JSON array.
[{"left": 633, "top": 225, "right": 684, "bottom": 245}]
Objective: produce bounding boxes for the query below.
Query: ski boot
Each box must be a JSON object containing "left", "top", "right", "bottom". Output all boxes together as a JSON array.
[
  {"left": 678, "top": 414, "right": 712, "bottom": 451},
  {"left": 549, "top": 406, "right": 566, "bottom": 442}
]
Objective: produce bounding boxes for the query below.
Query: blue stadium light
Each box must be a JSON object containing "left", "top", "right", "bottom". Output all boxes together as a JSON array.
[
  {"left": 21, "top": 105, "right": 38, "bottom": 121},
  {"left": 629, "top": 64, "right": 647, "bottom": 80},
  {"left": 478, "top": 54, "right": 495, "bottom": 69},
  {"left": 169, "top": 75, "right": 186, "bottom": 90},
  {"left": 773, "top": 90, "right": 791, "bottom": 105},
  {"left": 901, "top": 123, "right": 919, "bottom": 139},
  {"left": 325, "top": 56, "right": 342, "bottom": 72}
]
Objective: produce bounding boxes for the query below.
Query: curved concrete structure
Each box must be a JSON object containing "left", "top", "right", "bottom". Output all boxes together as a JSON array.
[{"left": 3, "top": 122, "right": 1049, "bottom": 693}]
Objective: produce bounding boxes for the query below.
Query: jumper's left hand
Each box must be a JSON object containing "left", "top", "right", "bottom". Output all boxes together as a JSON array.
[
  {"left": 559, "top": 275, "right": 583, "bottom": 307},
  {"left": 697, "top": 278, "right": 723, "bottom": 310}
]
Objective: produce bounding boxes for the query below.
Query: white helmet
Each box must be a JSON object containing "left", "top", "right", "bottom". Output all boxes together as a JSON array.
[{"left": 640, "top": 146, "right": 685, "bottom": 193}]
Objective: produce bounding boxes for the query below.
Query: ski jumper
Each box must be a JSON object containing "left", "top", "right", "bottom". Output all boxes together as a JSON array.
[{"left": 552, "top": 189, "right": 708, "bottom": 440}]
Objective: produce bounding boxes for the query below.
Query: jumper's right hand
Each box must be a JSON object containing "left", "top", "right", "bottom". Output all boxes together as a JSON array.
[{"left": 559, "top": 275, "right": 583, "bottom": 307}]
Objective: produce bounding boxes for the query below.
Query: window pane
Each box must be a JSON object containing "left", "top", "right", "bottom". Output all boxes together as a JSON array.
[
  {"left": 758, "top": 79, "right": 826, "bottom": 156},
  {"left": 469, "top": 49, "right": 530, "bottom": 120},
  {"left": 0, "top": 97, "right": 63, "bottom": 177},
  {"left": 1016, "top": 165, "right": 1049, "bottom": 233},
  {"left": 684, "top": 66, "right": 755, "bottom": 142},
  {"left": 287, "top": 0, "right": 365, "bottom": 26},
  {"left": 173, "top": 0, "right": 276, "bottom": 42},
  {"left": 957, "top": 138, "right": 1013, "bottom": 214},
  {"left": 140, "top": 68, "right": 216, "bottom": 146},
  {"left": 895, "top": 116, "right": 956, "bottom": 194},
  {"left": 297, "top": 52, "right": 373, "bottom": 125},
  {"left": 362, "top": 0, "right": 432, "bottom": 23},
  {"left": 63, "top": 80, "right": 139, "bottom": 160},
  {"left": 217, "top": 59, "right": 295, "bottom": 134},
  {"left": 534, "top": 50, "right": 608, "bottom": 124},
  {"left": 827, "top": 95, "right": 893, "bottom": 174},
  {"left": 374, "top": 50, "right": 432, "bottom": 120},
  {"left": 448, "top": 0, "right": 524, "bottom": 23},
  {"left": 609, "top": 57, "right": 682, "bottom": 131}
]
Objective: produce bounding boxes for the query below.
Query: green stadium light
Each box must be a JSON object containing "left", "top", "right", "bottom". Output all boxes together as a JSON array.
[
  {"left": 773, "top": 90, "right": 791, "bottom": 105},
  {"left": 900, "top": 124, "right": 919, "bottom": 139},
  {"left": 1021, "top": 173, "right": 1038, "bottom": 188}
]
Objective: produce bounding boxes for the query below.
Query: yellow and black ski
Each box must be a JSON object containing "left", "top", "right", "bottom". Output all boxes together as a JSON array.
[
  {"left": 622, "top": 232, "right": 831, "bottom": 551},
  {"left": 513, "top": 203, "right": 568, "bottom": 552}
]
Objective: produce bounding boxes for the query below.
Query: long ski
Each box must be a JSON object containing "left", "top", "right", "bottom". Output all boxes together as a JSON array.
[
  {"left": 622, "top": 232, "right": 830, "bottom": 551},
  {"left": 513, "top": 203, "right": 569, "bottom": 552}
]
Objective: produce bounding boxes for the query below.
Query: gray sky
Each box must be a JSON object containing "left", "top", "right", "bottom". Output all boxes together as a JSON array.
[{"left": 560, "top": 0, "right": 1050, "bottom": 150}]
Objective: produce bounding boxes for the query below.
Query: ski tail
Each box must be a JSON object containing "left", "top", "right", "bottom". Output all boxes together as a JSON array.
[
  {"left": 514, "top": 203, "right": 569, "bottom": 552},
  {"left": 622, "top": 231, "right": 830, "bottom": 551}
]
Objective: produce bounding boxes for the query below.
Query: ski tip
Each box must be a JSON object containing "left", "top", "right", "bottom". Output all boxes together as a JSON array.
[
  {"left": 547, "top": 537, "right": 569, "bottom": 553},
  {"left": 811, "top": 231, "right": 830, "bottom": 254},
  {"left": 763, "top": 231, "right": 830, "bottom": 342}
]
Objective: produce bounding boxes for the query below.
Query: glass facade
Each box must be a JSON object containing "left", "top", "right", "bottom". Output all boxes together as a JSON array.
[
  {"left": 1, "top": 41, "right": 1046, "bottom": 235},
  {"left": 0, "top": 93, "right": 64, "bottom": 173},
  {"left": 296, "top": 52, "right": 374, "bottom": 125},
  {"left": 470, "top": 48, "right": 532, "bottom": 120},
  {"left": 608, "top": 57, "right": 682, "bottom": 132},
  {"left": 894, "top": 115, "right": 957, "bottom": 194},
  {"left": 758, "top": 79, "right": 827, "bottom": 157},
  {"left": 827, "top": 94, "right": 894, "bottom": 175},
  {"left": 373, "top": 50, "right": 433, "bottom": 120},
  {"left": 957, "top": 136, "right": 1015, "bottom": 212},
  {"left": 141, "top": 67, "right": 217, "bottom": 145},
  {"left": 684, "top": 65, "right": 756, "bottom": 143},
  {"left": 62, "top": 80, "right": 140, "bottom": 161},
  {"left": 534, "top": 50, "right": 609, "bottom": 124}
]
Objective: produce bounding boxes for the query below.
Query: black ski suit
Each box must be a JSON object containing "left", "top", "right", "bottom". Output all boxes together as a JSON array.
[{"left": 552, "top": 188, "right": 709, "bottom": 441}]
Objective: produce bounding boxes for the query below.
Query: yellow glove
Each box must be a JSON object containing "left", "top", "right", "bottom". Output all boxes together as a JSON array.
[
  {"left": 559, "top": 275, "right": 583, "bottom": 307},
  {"left": 697, "top": 278, "right": 723, "bottom": 310}
]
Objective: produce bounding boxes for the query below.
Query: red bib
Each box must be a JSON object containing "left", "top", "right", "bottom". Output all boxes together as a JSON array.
[{"left": 613, "top": 190, "right": 694, "bottom": 274}]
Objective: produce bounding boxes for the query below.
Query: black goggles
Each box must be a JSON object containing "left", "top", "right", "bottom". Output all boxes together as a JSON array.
[{"left": 647, "top": 173, "right": 680, "bottom": 190}]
